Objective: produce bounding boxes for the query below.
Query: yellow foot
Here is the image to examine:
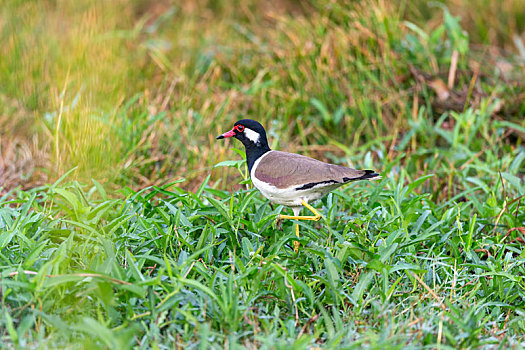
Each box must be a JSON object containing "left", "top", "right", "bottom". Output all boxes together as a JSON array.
[
  {"left": 276, "top": 200, "right": 322, "bottom": 252},
  {"left": 294, "top": 223, "right": 300, "bottom": 252}
]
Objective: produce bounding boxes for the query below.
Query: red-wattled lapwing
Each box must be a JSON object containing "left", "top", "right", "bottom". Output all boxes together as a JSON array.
[{"left": 217, "top": 119, "right": 380, "bottom": 251}]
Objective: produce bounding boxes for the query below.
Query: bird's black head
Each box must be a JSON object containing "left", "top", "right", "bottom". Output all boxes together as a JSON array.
[
  {"left": 217, "top": 119, "right": 271, "bottom": 172},
  {"left": 216, "top": 119, "right": 270, "bottom": 150}
]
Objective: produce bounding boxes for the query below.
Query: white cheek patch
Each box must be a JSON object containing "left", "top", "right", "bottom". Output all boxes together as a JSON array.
[{"left": 244, "top": 128, "right": 260, "bottom": 145}]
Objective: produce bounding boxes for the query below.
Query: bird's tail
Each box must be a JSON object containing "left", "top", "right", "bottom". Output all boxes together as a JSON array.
[{"left": 358, "top": 170, "right": 382, "bottom": 181}]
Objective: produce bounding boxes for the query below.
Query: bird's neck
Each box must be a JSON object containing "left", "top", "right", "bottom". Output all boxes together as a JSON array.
[{"left": 245, "top": 144, "right": 271, "bottom": 174}]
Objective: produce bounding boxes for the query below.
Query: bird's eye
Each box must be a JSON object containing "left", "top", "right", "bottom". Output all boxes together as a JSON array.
[{"left": 235, "top": 125, "right": 245, "bottom": 132}]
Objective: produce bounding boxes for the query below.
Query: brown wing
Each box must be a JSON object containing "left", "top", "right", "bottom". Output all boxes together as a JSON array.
[{"left": 254, "top": 151, "right": 375, "bottom": 189}]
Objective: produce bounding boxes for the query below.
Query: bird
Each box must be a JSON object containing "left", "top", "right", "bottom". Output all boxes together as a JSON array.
[{"left": 217, "top": 119, "right": 380, "bottom": 251}]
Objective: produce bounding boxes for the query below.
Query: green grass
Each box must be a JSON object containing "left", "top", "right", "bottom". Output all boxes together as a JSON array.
[
  {"left": 1, "top": 0, "right": 524, "bottom": 188},
  {"left": 1, "top": 147, "right": 524, "bottom": 348},
  {"left": 1, "top": 0, "right": 525, "bottom": 348}
]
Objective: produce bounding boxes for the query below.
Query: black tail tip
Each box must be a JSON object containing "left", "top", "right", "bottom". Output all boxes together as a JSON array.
[
  {"left": 360, "top": 170, "right": 381, "bottom": 180},
  {"left": 342, "top": 170, "right": 382, "bottom": 183}
]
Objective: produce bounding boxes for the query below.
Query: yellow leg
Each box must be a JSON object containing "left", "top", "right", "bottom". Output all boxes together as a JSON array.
[
  {"left": 278, "top": 200, "right": 322, "bottom": 221},
  {"left": 293, "top": 223, "right": 300, "bottom": 252},
  {"left": 277, "top": 200, "right": 322, "bottom": 252}
]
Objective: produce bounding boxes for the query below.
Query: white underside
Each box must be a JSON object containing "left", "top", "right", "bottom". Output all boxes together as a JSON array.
[{"left": 250, "top": 151, "right": 343, "bottom": 208}]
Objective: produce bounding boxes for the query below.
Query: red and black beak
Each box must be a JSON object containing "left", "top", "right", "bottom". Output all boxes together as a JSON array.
[{"left": 216, "top": 128, "right": 236, "bottom": 139}]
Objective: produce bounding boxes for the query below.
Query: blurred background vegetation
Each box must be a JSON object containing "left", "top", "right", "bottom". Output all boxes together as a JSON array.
[
  {"left": 1, "top": 1, "right": 525, "bottom": 348},
  {"left": 0, "top": 0, "right": 524, "bottom": 193}
]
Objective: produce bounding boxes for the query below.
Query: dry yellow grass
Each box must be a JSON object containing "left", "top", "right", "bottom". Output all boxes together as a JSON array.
[{"left": 0, "top": 0, "right": 523, "bottom": 192}]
